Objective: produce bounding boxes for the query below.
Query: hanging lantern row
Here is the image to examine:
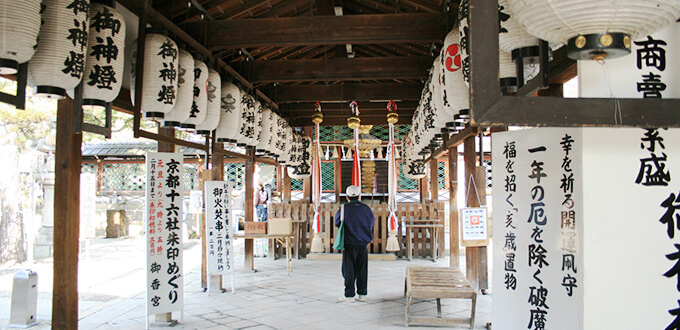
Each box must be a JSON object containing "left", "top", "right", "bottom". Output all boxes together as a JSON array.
[{"left": 403, "top": 26, "right": 469, "bottom": 164}]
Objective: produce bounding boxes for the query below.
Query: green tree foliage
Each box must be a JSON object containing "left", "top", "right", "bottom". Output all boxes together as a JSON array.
[{"left": 0, "top": 78, "right": 56, "bottom": 152}]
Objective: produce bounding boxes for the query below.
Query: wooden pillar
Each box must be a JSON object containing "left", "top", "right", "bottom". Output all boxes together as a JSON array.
[
  {"left": 202, "top": 144, "right": 224, "bottom": 290},
  {"left": 282, "top": 165, "right": 291, "bottom": 202},
  {"left": 419, "top": 169, "right": 429, "bottom": 202},
  {"left": 448, "top": 146, "right": 460, "bottom": 268},
  {"left": 156, "top": 126, "right": 175, "bottom": 322},
  {"left": 244, "top": 148, "right": 255, "bottom": 270},
  {"left": 464, "top": 135, "right": 488, "bottom": 291},
  {"left": 52, "top": 98, "right": 82, "bottom": 329},
  {"left": 429, "top": 158, "right": 439, "bottom": 201},
  {"left": 334, "top": 149, "right": 342, "bottom": 202}
]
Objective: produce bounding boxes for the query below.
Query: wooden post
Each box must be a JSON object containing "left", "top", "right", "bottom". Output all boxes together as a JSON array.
[
  {"left": 156, "top": 126, "right": 175, "bottom": 323},
  {"left": 244, "top": 148, "right": 255, "bottom": 270},
  {"left": 448, "top": 146, "right": 460, "bottom": 268},
  {"left": 463, "top": 135, "right": 488, "bottom": 291},
  {"left": 52, "top": 98, "right": 82, "bottom": 329},
  {"left": 419, "top": 172, "right": 429, "bottom": 202},
  {"left": 430, "top": 158, "right": 438, "bottom": 201},
  {"left": 334, "top": 149, "right": 342, "bottom": 202},
  {"left": 283, "top": 165, "right": 291, "bottom": 202}
]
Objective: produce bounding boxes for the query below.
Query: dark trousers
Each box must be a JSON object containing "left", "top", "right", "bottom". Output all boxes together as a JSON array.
[{"left": 342, "top": 244, "right": 368, "bottom": 297}]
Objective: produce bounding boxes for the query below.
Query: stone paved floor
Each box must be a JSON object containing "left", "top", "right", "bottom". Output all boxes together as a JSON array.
[{"left": 0, "top": 236, "right": 491, "bottom": 329}]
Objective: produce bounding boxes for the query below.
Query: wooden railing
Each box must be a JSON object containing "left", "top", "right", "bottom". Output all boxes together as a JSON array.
[{"left": 268, "top": 201, "right": 445, "bottom": 259}]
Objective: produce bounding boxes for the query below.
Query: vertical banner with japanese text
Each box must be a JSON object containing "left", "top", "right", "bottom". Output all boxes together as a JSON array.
[
  {"left": 493, "top": 127, "right": 680, "bottom": 329},
  {"left": 205, "top": 181, "right": 234, "bottom": 275},
  {"left": 492, "top": 128, "right": 583, "bottom": 330},
  {"left": 145, "top": 152, "right": 184, "bottom": 315}
]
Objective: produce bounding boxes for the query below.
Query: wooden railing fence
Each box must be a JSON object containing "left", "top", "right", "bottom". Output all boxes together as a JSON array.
[{"left": 268, "top": 202, "right": 445, "bottom": 259}]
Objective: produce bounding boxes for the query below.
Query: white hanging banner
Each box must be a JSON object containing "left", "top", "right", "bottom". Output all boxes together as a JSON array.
[
  {"left": 145, "top": 152, "right": 184, "bottom": 315},
  {"left": 188, "top": 190, "right": 203, "bottom": 215},
  {"left": 204, "top": 181, "right": 234, "bottom": 275},
  {"left": 492, "top": 128, "right": 583, "bottom": 330}
]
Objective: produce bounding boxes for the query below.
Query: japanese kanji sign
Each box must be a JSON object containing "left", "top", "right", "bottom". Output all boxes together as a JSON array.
[
  {"left": 204, "top": 181, "right": 234, "bottom": 275},
  {"left": 146, "top": 152, "right": 184, "bottom": 315},
  {"left": 492, "top": 128, "right": 583, "bottom": 330}
]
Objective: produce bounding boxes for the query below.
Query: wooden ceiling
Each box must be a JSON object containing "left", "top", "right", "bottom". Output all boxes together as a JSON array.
[{"left": 147, "top": 0, "right": 458, "bottom": 126}]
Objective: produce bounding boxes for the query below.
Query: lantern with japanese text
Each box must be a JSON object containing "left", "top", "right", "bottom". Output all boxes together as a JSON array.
[
  {"left": 0, "top": 0, "right": 41, "bottom": 75},
  {"left": 279, "top": 126, "right": 293, "bottom": 164},
  {"left": 129, "top": 31, "right": 178, "bottom": 120},
  {"left": 456, "top": 0, "right": 470, "bottom": 86},
  {"left": 162, "top": 49, "right": 194, "bottom": 127},
  {"left": 29, "top": 0, "right": 91, "bottom": 100},
  {"left": 181, "top": 59, "right": 208, "bottom": 129},
  {"left": 79, "top": 1, "right": 125, "bottom": 110},
  {"left": 252, "top": 99, "right": 264, "bottom": 148},
  {"left": 235, "top": 93, "right": 257, "bottom": 147},
  {"left": 288, "top": 135, "right": 312, "bottom": 179},
  {"left": 196, "top": 68, "right": 221, "bottom": 135},
  {"left": 215, "top": 82, "right": 241, "bottom": 143},
  {"left": 498, "top": 0, "right": 543, "bottom": 82},
  {"left": 256, "top": 106, "right": 273, "bottom": 154},
  {"left": 506, "top": 0, "right": 680, "bottom": 60},
  {"left": 272, "top": 115, "right": 288, "bottom": 159}
]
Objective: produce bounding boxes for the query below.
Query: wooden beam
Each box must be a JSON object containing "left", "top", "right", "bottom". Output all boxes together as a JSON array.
[
  {"left": 275, "top": 82, "right": 424, "bottom": 103},
  {"left": 52, "top": 98, "right": 82, "bottom": 329},
  {"left": 281, "top": 101, "right": 418, "bottom": 113},
  {"left": 199, "top": 13, "right": 448, "bottom": 49},
  {"left": 424, "top": 126, "right": 480, "bottom": 163},
  {"left": 291, "top": 115, "right": 411, "bottom": 126},
  {"left": 251, "top": 56, "right": 432, "bottom": 83}
]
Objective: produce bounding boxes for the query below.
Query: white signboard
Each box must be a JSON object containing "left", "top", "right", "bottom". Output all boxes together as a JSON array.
[
  {"left": 146, "top": 152, "right": 184, "bottom": 315},
  {"left": 493, "top": 127, "right": 680, "bottom": 330},
  {"left": 460, "top": 207, "right": 488, "bottom": 245},
  {"left": 189, "top": 190, "right": 203, "bottom": 214},
  {"left": 205, "top": 181, "right": 234, "bottom": 275},
  {"left": 492, "top": 128, "right": 583, "bottom": 330}
]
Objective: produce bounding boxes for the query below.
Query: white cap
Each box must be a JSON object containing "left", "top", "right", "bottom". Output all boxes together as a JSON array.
[{"left": 346, "top": 185, "right": 361, "bottom": 197}]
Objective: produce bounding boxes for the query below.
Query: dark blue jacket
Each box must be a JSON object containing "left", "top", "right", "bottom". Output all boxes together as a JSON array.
[{"left": 335, "top": 200, "right": 375, "bottom": 246}]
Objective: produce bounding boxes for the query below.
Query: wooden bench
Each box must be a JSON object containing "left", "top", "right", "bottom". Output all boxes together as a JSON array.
[{"left": 404, "top": 266, "right": 477, "bottom": 328}]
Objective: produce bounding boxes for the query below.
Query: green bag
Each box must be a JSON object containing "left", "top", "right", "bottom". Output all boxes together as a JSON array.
[{"left": 333, "top": 205, "right": 345, "bottom": 251}]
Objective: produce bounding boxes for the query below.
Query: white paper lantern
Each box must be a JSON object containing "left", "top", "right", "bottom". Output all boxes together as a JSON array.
[
  {"left": 215, "top": 82, "right": 242, "bottom": 143},
  {"left": 0, "top": 0, "right": 41, "bottom": 74},
  {"left": 238, "top": 93, "right": 256, "bottom": 146},
  {"left": 256, "top": 107, "right": 273, "bottom": 154},
  {"left": 74, "top": 2, "right": 126, "bottom": 110},
  {"left": 29, "top": 0, "right": 91, "bottom": 99},
  {"left": 181, "top": 59, "right": 208, "bottom": 128},
  {"left": 279, "top": 126, "right": 293, "bottom": 164},
  {"left": 252, "top": 99, "right": 264, "bottom": 147},
  {"left": 288, "top": 135, "right": 312, "bottom": 179},
  {"left": 457, "top": 0, "right": 470, "bottom": 87},
  {"left": 441, "top": 28, "right": 470, "bottom": 131},
  {"left": 264, "top": 110, "right": 277, "bottom": 156},
  {"left": 506, "top": 0, "right": 680, "bottom": 60},
  {"left": 162, "top": 49, "right": 194, "bottom": 127},
  {"left": 195, "top": 69, "right": 221, "bottom": 135},
  {"left": 498, "top": 0, "right": 541, "bottom": 55},
  {"left": 272, "top": 115, "right": 288, "bottom": 159},
  {"left": 128, "top": 31, "right": 179, "bottom": 120}
]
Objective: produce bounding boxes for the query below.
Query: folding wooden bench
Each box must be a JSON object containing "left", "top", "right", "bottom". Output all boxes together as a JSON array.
[{"left": 404, "top": 266, "right": 477, "bottom": 328}]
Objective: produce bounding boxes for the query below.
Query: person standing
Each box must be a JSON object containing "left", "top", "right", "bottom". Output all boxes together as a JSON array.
[
  {"left": 255, "top": 181, "right": 269, "bottom": 222},
  {"left": 336, "top": 185, "right": 375, "bottom": 302}
]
